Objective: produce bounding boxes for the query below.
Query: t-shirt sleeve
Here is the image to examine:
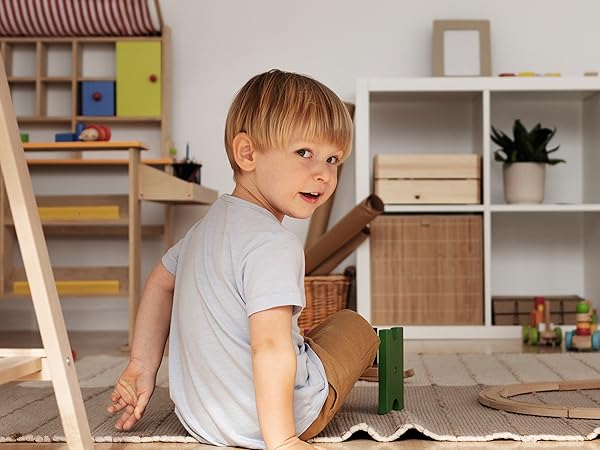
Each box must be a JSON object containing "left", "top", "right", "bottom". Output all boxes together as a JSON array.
[
  {"left": 162, "top": 238, "right": 183, "bottom": 276},
  {"left": 242, "top": 233, "right": 305, "bottom": 317}
]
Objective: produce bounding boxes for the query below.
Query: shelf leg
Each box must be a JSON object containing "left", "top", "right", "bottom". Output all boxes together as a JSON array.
[{"left": 128, "top": 148, "right": 141, "bottom": 350}]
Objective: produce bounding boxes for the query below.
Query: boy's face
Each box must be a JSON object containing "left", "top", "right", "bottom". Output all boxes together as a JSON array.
[{"left": 251, "top": 139, "right": 343, "bottom": 222}]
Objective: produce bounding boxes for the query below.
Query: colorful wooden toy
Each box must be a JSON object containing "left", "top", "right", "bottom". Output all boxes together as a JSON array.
[
  {"left": 54, "top": 132, "right": 78, "bottom": 142},
  {"left": 479, "top": 379, "right": 600, "bottom": 419},
  {"left": 378, "top": 327, "right": 404, "bottom": 414},
  {"left": 522, "top": 296, "right": 562, "bottom": 346},
  {"left": 565, "top": 300, "right": 600, "bottom": 351},
  {"left": 79, "top": 124, "right": 112, "bottom": 141}
]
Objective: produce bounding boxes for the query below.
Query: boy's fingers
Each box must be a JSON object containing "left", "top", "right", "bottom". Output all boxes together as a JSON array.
[
  {"left": 114, "top": 412, "right": 129, "bottom": 430},
  {"left": 114, "top": 405, "right": 135, "bottom": 430},
  {"left": 133, "top": 392, "right": 151, "bottom": 420},
  {"left": 122, "top": 413, "right": 139, "bottom": 431},
  {"left": 107, "top": 395, "right": 127, "bottom": 413}
]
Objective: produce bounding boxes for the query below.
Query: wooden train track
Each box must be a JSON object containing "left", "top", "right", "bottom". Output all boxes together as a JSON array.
[{"left": 479, "top": 379, "right": 600, "bottom": 419}]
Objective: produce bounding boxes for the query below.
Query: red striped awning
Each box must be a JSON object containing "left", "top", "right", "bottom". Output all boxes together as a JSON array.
[{"left": 0, "top": 0, "right": 162, "bottom": 37}]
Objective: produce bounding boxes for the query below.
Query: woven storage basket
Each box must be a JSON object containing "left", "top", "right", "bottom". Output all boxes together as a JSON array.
[{"left": 299, "top": 275, "right": 350, "bottom": 330}]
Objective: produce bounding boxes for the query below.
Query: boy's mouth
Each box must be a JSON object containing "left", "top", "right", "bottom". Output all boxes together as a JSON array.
[{"left": 300, "top": 192, "right": 321, "bottom": 203}]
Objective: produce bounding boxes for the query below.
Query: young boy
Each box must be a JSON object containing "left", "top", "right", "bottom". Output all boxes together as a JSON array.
[{"left": 107, "top": 69, "right": 379, "bottom": 450}]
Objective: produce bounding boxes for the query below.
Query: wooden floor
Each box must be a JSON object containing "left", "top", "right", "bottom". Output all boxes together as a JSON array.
[{"left": 0, "top": 331, "right": 596, "bottom": 449}]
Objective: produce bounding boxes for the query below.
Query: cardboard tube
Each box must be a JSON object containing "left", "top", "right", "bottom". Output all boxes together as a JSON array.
[
  {"left": 309, "top": 228, "right": 369, "bottom": 275},
  {"left": 305, "top": 195, "right": 384, "bottom": 275}
]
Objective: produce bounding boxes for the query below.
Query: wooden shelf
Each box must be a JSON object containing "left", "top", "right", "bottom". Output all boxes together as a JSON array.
[
  {"left": 23, "top": 141, "right": 148, "bottom": 151},
  {"left": 139, "top": 164, "right": 218, "bottom": 204},
  {"left": 26, "top": 158, "right": 171, "bottom": 166},
  {"left": 16, "top": 116, "right": 162, "bottom": 124},
  {"left": 355, "top": 76, "right": 600, "bottom": 339},
  {"left": 41, "top": 77, "right": 71, "bottom": 83},
  {"left": 8, "top": 77, "right": 36, "bottom": 83},
  {"left": 7, "top": 266, "right": 129, "bottom": 298},
  {"left": 75, "top": 116, "right": 161, "bottom": 123},
  {"left": 77, "top": 77, "right": 115, "bottom": 82},
  {"left": 4, "top": 195, "right": 163, "bottom": 236},
  {"left": 17, "top": 116, "right": 72, "bottom": 124},
  {"left": 6, "top": 223, "right": 163, "bottom": 237}
]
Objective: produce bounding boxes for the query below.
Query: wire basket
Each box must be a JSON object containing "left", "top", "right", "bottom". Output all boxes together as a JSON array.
[{"left": 299, "top": 275, "right": 351, "bottom": 330}]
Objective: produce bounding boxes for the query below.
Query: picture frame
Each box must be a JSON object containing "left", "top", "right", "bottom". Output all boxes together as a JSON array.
[{"left": 432, "top": 20, "right": 491, "bottom": 77}]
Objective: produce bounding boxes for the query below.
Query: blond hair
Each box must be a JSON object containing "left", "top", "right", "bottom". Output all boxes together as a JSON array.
[{"left": 224, "top": 69, "right": 353, "bottom": 174}]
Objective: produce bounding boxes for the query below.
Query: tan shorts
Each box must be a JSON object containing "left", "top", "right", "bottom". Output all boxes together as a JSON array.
[{"left": 299, "top": 309, "right": 379, "bottom": 440}]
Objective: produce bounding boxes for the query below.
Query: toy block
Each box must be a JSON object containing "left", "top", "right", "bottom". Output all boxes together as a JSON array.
[
  {"left": 378, "top": 327, "right": 404, "bottom": 414},
  {"left": 13, "top": 280, "right": 120, "bottom": 296},
  {"left": 54, "top": 132, "right": 78, "bottom": 142}
]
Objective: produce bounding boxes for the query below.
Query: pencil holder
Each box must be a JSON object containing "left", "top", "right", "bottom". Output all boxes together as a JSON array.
[{"left": 172, "top": 162, "right": 202, "bottom": 184}]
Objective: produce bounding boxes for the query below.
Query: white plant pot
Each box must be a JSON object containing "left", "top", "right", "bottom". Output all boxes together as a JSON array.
[{"left": 503, "top": 162, "right": 546, "bottom": 204}]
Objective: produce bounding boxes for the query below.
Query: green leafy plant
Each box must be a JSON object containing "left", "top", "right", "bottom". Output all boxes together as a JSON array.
[{"left": 491, "top": 119, "right": 565, "bottom": 165}]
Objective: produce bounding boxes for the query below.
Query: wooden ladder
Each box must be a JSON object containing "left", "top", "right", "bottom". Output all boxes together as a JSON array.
[{"left": 0, "top": 56, "right": 93, "bottom": 447}]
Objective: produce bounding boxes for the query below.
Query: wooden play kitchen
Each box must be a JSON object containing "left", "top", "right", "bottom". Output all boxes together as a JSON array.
[
  {"left": 0, "top": 141, "right": 217, "bottom": 349},
  {"left": 0, "top": 22, "right": 221, "bottom": 350}
]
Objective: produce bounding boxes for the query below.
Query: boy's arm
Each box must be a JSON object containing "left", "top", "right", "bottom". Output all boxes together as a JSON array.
[
  {"left": 108, "top": 262, "right": 175, "bottom": 430},
  {"left": 249, "top": 306, "right": 305, "bottom": 449}
]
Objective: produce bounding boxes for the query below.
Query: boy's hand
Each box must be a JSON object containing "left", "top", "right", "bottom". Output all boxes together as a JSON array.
[
  {"left": 273, "top": 436, "right": 326, "bottom": 450},
  {"left": 107, "top": 359, "right": 156, "bottom": 431}
]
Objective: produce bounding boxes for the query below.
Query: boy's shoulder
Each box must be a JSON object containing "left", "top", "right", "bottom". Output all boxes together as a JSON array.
[{"left": 204, "top": 194, "right": 302, "bottom": 246}]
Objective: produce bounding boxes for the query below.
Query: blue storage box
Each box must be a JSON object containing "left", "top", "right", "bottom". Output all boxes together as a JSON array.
[{"left": 80, "top": 81, "right": 115, "bottom": 116}]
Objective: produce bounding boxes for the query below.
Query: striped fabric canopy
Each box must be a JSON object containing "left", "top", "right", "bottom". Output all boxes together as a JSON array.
[{"left": 0, "top": 0, "right": 162, "bottom": 37}]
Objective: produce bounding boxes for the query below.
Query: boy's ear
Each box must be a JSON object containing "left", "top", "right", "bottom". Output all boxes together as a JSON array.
[{"left": 232, "top": 132, "right": 256, "bottom": 172}]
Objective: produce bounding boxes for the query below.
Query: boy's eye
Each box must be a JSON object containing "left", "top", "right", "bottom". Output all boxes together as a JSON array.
[
  {"left": 327, "top": 155, "right": 340, "bottom": 165},
  {"left": 297, "top": 149, "right": 311, "bottom": 158}
]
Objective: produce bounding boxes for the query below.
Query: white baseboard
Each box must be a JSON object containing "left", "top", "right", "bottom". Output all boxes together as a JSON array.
[{"left": 0, "top": 299, "right": 128, "bottom": 331}]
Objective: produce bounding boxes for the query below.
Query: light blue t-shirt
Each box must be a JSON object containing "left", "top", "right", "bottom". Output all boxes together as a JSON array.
[{"left": 162, "top": 194, "right": 328, "bottom": 449}]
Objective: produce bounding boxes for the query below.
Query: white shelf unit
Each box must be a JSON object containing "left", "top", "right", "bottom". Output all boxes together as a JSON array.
[{"left": 355, "top": 76, "right": 600, "bottom": 339}]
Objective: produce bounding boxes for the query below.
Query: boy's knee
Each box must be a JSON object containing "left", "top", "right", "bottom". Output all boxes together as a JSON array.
[{"left": 337, "top": 309, "right": 375, "bottom": 332}]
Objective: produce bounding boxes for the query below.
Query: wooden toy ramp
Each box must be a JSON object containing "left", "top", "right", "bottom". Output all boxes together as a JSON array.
[{"left": 0, "top": 56, "right": 93, "bottom": 446}]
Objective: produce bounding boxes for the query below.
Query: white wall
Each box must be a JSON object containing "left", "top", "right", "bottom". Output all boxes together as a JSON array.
[{"left": 3, "top": 0, "right": 600, "bottom": 330}]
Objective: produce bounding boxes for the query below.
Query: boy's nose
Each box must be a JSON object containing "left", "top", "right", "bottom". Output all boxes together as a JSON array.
[{"left": 313, "top": 163, "right": 331, "bottom": 183}]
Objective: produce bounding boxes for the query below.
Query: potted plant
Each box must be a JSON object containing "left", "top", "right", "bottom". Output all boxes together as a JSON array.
[{"left": 491, "top": 119, "right": 565, "bottom": 204}]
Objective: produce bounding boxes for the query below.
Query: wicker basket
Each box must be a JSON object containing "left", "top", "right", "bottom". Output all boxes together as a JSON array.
[{"left": 299, "top": 275, "right": 351, "bottom": 330}]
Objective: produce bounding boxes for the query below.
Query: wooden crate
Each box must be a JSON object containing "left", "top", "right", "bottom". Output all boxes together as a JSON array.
[
  {"left": 492, "top": 295, "right": 582, "bottom": 325},
  {"left": 370, "top": 214, "right": 483, "bottom": 325},
  {"left": 374, "top": 154, "right": 481, "bottom": 204}
]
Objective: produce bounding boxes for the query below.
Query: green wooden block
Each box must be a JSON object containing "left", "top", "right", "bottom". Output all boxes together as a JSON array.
[{"left": 378, "top": 327, "right": 404, "bottom": 414}]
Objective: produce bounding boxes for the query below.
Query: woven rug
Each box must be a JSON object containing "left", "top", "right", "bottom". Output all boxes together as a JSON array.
[{"left": 1, "top": 353, "right": 600, "bottom": 443}]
